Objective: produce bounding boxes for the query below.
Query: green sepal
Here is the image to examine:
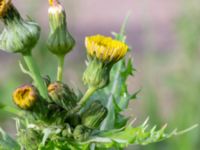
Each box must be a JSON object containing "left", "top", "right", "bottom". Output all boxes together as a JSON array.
[
  {"left": 0, "top": 5, "right": 40, "bottom": 54},
  {"left": 81, "top": 101, "right": 108, "bottom": 129},
  {"left": 17, "top": 128, "right": 42, "bottom": 150},
  {"left": 83, "top": 57, "right": 112, "bottom": 89},
  {"left": 73, "top": 125, "right": 92, "bottom": 142},
  {"left": 47, "top": 4, "right": 75, "bottom": 56},
  {"left": 48, "top": 81, "right": 77, "bottom": 112},
  {"left": 62, "top": 123, "right": 73, "bottom": 138}
]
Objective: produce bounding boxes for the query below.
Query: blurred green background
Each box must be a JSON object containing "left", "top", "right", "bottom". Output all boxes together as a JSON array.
[{"left": 0, "top": 0, "right": 199, "bottom": 149}]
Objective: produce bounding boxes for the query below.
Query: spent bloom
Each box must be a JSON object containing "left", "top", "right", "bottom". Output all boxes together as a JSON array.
[{"left": 13, "top": 85, "right": 39, "bottom": 110}]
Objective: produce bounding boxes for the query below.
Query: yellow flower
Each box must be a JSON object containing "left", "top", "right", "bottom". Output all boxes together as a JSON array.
[
  {"left": 48, "top": 0, "right": 59, "bottom": 6},
  {"left": 85, "top": 35, "right": 128, "bottom": 63},
  {"left": 13, "top": 85, "right": 38, "bottom": 110},
  {"left": 0, "top": 0, "right": 11, "bottom": 17}
]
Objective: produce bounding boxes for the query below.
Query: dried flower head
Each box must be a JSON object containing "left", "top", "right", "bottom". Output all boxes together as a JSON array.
[
  {"left": 13, "top": 85, "right": 39, "bottom": 110},
  {"left": 85, "top": 35, "right": 128, "bottom": 63},
  {"left": 0, "top": 0, "right": 11, "bottom": 18}
]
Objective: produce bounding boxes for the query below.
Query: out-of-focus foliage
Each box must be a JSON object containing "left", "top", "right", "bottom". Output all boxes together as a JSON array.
[{"left": 133, "top": 1, "right": 200, "bottom": 150}]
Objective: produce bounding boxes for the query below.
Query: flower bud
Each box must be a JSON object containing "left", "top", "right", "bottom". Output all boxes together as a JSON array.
[
  {"left": 0, "top": 2, "right": 40, "bottom": 54},
  {"left": 18, "top": 129, "right": 42, "bottom": 150},
  {"left": 62, "top": 123, "right": 73, "bottom": 138},
  {"left": 73, "top": 125, "right": 91, "bottom": 141},
  {"left": 47, "top": 0, "right": 75, "bottom": 56},
  {"left": 81, "top": 101, "right": 108, "bottom": 129},
  {"left": 83, "top": 35, "right": 128, "bottom": 89},
  {"left": 12, "top": 85, "right": 39, "bottom": 110},
  {"left": 48, "top": 81, "right": 77, "bottom": 112},
  {"left": 83, "top": 57, "right": 111, "bottom": 89}
]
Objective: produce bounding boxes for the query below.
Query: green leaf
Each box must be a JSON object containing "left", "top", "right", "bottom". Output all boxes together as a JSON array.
[
  {"left": 100, "top": 18, "right": 138, "bottom": 130},
  {"left": 0, "top": 128, "right": 20, "bottom": 150},
  {"left": 83, "top": 120, "right": 197, "bottom": 149}
]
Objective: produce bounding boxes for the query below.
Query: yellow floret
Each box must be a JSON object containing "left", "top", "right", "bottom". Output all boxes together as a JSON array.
[
  {"left": 49, "top": 0, "right": 59, "bottom": 6},
  {"left": 85, "top": 35, "right": 128, "bottom": 63},
  {"left": 0, "top": 0, "right": 11, "bottom": 17},
  {"left": 13, "top": 85, "right": 38, "bottom": 110}
]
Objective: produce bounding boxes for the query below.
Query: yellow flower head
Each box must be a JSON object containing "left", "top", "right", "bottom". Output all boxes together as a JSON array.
[
  {"left": 85, "top": 35, "right": 128, "bottom": 63},
  {"left": 49, "top": 0, "right": 60, "bottom": 6},
  {"left": 0, "top": 0, "right": 11, "bottom": 17},
  {"left": 13, "top": 85, "right": 38, "bottom": 110}
]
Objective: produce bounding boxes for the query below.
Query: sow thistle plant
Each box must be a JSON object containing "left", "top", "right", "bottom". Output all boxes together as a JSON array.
[{"left": 0, "top": 0, "right": 197, "bottom": 149}]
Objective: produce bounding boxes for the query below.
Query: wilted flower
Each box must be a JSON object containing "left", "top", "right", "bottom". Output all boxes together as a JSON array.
[
  {"left": 83, "top": 35, "right": 128, "bottom": 89},
  {"left": 47, "top": 0, "right": 75, "bottom": 56},
  {"left": 0, "top": 1, "right": 40, "bottom": 54},
  {"left": 13, "top": 85, "right": 39, "bottom": 110}
]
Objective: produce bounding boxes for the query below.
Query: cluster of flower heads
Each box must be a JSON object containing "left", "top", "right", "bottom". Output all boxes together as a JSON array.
[{"left": 0, "top": 0, "right": 128, "bottom": 147}]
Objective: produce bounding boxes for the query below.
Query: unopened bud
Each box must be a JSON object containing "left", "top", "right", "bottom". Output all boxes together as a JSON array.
[
  {"left": 81, "top": 101, "right": 108, "bottom": 129},
  {"left": 62, "top": 123, "right": 73, "bottom": 138},
  {"left": 0, "top": 2, "right": 40, "bottom": 54},
  {"left": 48, "top": 81, "right": 77, "bottom": 111},
  {"left": 47, "top": 0, "right": 75, "bottom": 56},
  {"left": 73, "top": 125, "right": 91, "bottom": 141},
  {"left": 18, "top": 129, "right": 41, "bottom": 150},
  {"left": 12, "top": 85, "right": 39, "bottom": 110}
]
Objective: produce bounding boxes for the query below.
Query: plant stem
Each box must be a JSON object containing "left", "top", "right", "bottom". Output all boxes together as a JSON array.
[
  {"left": 0, "top": 105, "right": 22, "bottom": 116},
  {"left": 67, "top": 86, "right": 97, "bottom": 116},
  {"left": 78, "top": 86, "right": 97, "bottom": 106},
  {"left": 57, "top": 55, "right": 65, "bottom": 81},
  {"left": 23, "top": 53, "right": 49, "bottom": 100}
]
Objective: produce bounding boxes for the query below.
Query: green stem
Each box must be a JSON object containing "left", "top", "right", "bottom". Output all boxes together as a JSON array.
[
  {"left": 67, "top": 86, "right": 97, "bottom": 116},
  {"left": 78, "top": 86, "right": 97, "bottom": 106},
  {"left": 23, "top": 53, "right": 49, "bottom": 100},
  {"left": 0, "top": 105, "right": 22, "bottom": 116},
  {"left": 57, "top": 55, "right": 65, "bottom": 81}
]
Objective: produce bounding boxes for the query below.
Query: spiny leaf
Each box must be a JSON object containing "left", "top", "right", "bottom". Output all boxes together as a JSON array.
[
  {"left": 84, "top": 120, "right": 197, "bottom": 149},
  {"left": 100, "top": 18, "right": 137, "bottom": 129},
  {"left": 0, "top": 128, "right": 20, "bottom": 150}
]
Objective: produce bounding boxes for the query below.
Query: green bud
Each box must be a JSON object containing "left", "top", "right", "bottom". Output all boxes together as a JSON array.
[
  {"left": 73, "top": 125, "right": 91, "bottom": 141},
  {"left": 47, "top": 0, "right": 75, "bottom": 56},
  {"left": 0, "top": 3, "right": 40, "bottom": 54},
  {"left": 48, "top": 81, "right": 77, "bottom": 112},
  {"left": 81, "top": 101, "right": 108, "bottom": 129},
  {"left": 17, "top": 129, "right": 42, "bottom": 150},
  {"left": 83, "top": 57, "right": 111, "bottom": 89},
  {"left": 62, "top": 123, "right": 73, "bottom": 138}
]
